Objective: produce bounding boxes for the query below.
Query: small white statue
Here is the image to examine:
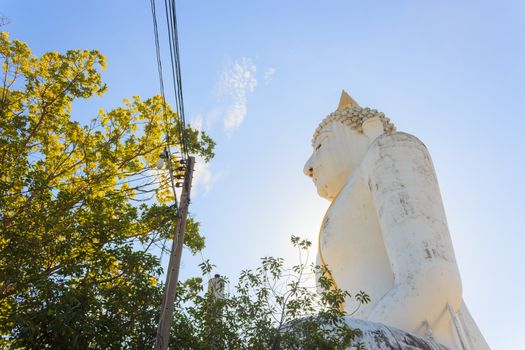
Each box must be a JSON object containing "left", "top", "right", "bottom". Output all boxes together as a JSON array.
[
  {"left": 303, "top": 91, "right": 490, "bottom": 350},
  {"left": 208, "top": 274, "right": 225, "bottom": 300}
]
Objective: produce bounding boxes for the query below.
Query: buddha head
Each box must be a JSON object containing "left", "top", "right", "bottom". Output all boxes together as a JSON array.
[{"left": 303, "top": 91, "right": 395, "bottom": 200}]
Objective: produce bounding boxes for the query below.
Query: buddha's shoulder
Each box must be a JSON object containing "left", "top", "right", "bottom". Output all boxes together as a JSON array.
[
  {"left": 371, "top": 131, "right": 427, "bottom": 149},
  {"left": 363, "top": 132, "right": 431, "bottom": 165},
  {"left": 367, "top": 131, "right": 429, "bottom": 154}
]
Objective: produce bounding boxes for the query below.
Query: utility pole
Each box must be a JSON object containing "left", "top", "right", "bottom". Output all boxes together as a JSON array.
[{"left": 154, "top": 156, "right": 195, "bottom": 350}]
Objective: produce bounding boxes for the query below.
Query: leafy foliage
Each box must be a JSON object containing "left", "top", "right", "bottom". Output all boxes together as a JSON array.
[
  {"left": 170, "top": 236, "right": 369, "bottom": 350},
  {"left": 0, "top": 33, "right": 367, "bottom": 349},
  {"left": 0, "top": 32, "right": 214, "bottom": 348}
]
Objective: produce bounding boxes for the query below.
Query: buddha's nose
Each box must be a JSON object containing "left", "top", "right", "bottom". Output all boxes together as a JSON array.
[{"left": 303, "top": 156, "right": 314, "bottom": 178}]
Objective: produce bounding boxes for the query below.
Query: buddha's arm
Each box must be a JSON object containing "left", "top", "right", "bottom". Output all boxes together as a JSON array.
[{"left": 362, "top": 132, "right": 462, "bottom": 330}]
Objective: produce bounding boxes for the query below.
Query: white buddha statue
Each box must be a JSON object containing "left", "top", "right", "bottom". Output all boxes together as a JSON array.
[{"left": 303, "top": 91, "right": 490, "bottom": 350}]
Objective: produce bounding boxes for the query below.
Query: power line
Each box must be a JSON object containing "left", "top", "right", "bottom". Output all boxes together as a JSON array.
[
  {"left": 164, "top": 0, "right": 188, "bottom": 158},
  {"left": 149, "top": 0, "right": 180, "bottom": 207},
  {"left": 149, "top": 0, "right": 168, "bottom": 137}
]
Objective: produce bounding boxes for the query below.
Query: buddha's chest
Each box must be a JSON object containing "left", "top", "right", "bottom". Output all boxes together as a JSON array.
[
  {"left": 320, "top": 178, "right": 382, "bottom": 267},
  {"left": 319, "top": 175, "right": 394, "bottom": 309}
]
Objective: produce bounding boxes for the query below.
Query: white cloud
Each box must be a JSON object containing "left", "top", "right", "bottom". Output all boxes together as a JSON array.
[
  {"left": 190, "top": 113, "right": 203, "bottom": 131},
  {"left": 203, "top": 107, "right": 223, "bottom": 130},
  {"left": 218, "top": 57, "right": 257, "bottom": 133},
  {"left": 263, "top": 67, "right": 276, "bottom": 81},
  {"left": 192, "top": 156, "right": 221, "bottom": 197},
  {"left": 186, "top": 58, "right": 257, "bottom": 195},
  {"left": 187, "top": 116, "right": 222, "bottom": 196}
]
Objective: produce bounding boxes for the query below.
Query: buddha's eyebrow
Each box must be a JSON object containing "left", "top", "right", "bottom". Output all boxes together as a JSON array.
[
  {"left": 314, "top": 132, "right": 331, "bottom": 150},
  {"left": 315, "top": 130, "right": 332, "bottom": 143},
  {"left": 318, "top": 128, "right": 333, "bottom": 135}
]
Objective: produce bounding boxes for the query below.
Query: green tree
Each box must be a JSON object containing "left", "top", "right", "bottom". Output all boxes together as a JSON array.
[
  {"left": 0, "top": 32, "right": 214, "bottom": 349},
  {"left": 170, "top": 236, "right": 369, "bottom": 350},
  {"left": 0, "top": 33, "right": 366, "bottom": 350}
]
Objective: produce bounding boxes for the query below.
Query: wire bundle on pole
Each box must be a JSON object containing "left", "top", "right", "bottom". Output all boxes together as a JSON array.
[
  {"left": 149, "top": 0, "right": 189, "bottom": 159},
  {"left": 164, "top": 0, "right": 189, "bottom": 160},
  {"left": 150, "top": 0, "right": 191, "bottom": 208}
]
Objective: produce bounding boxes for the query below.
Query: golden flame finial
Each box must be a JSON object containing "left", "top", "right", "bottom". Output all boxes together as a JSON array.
[{"left": 337, "top": 89, "right": 359, "bottom": 111}]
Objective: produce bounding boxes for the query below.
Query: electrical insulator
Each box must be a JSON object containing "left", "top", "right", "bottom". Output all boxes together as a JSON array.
[
  {"left": 156, "top": 158, "right": 165, "bottom": 170},
  {"left": 157, "top": 149, "right": 168, "bottom": 169}
]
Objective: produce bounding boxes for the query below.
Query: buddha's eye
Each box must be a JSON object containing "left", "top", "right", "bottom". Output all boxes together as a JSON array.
[{"left": 316, "top": 143, "right": 322, "bottom": 151}]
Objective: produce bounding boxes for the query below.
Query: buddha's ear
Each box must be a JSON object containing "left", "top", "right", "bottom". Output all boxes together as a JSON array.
[{"left": 362, "top": 117, "right": 385, "bottom": 142}]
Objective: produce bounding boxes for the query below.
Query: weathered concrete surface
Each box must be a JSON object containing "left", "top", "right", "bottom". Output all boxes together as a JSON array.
[{"left": 346, "top": 318, "right": 450, "bottom": 350}]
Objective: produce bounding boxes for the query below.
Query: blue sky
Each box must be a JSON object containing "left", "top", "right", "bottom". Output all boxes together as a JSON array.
[{"left": 3, "top": 1, "right": 525, "bottom": 348}]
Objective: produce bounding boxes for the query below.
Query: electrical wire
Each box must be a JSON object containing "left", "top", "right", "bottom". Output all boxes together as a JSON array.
[
  {"left": 163, "top": 0, "right": 189, "bottom": 159},
  {"left": 149, "top": 0, "right": 181, "bottom": 207}
]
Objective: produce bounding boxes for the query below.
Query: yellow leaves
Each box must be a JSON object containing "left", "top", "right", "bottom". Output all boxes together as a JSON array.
[
  {"left": 0, "top": 236, "right": 10, "bottom": 251},
  {"left": 149, "top": 277, "right": 157, "bottom": 286},
  {"left": 119, "top": 182, "right": 130, "bottom": 192},
  {"left": 94, "top": 190, "right": 106, "bottom": 199},
  {"left": 1, "top": 33, "right": 31, "bottom": 83},
  {"left": 0, "top": 31, "right": 9, "bottom": 47},
  {"left": 96, "top": 53, "right": 107, "bottom": 71},
  {"left": 156, "top": 179, "right": 175, "bottom": 204},
  {"left": 109, "top": 258, "right": 120, "bottom": 275}
]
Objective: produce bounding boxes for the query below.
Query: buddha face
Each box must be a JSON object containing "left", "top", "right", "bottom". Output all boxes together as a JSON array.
[{"left": 303, "top": 121, "right": 370, "bottom": 200}]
